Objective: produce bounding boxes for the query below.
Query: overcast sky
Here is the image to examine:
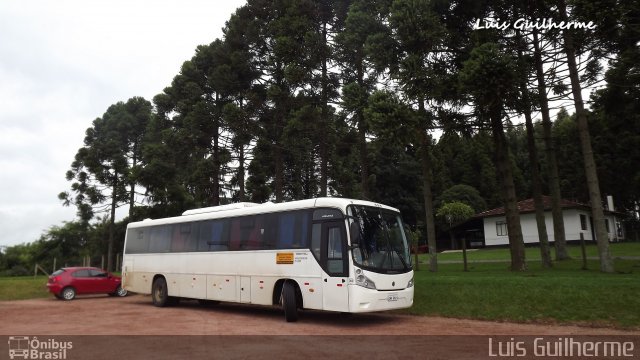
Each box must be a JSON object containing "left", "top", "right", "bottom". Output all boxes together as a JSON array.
[{"left": 0, "top": 0, "right": 246, "bottom": 247}]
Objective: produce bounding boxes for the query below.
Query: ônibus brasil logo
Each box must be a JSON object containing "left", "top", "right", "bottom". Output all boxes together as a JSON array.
[{"left": 8, "top": 336, "right": 72, "bottom": 360}]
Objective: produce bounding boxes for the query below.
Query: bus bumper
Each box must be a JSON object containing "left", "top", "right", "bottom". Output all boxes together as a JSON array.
[{"left": 348, "top": 285, "right": 414, "bottom": 313}]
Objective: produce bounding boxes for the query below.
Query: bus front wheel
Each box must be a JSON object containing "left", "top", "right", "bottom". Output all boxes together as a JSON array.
[{"left": 282, "top": 281, "right": 298, "bottom": 322}]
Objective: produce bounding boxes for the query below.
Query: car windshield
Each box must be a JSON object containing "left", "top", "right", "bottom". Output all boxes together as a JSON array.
[{"left": 347, "top": 205, "right": 412, "bottom": 273}]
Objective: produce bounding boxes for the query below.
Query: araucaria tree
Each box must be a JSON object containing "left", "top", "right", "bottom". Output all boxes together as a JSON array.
[
  {"left": 60, "top": 97, "right": 152, "bottom": 272},
  {"left": 48, "top": 0, "right": 638, "bottom": 275},
  {"left": 556, "top": 0, "right": 614, "bottom": 273},
  {"left": 460, "top": 43, "right": 527, "bottom": 271}
]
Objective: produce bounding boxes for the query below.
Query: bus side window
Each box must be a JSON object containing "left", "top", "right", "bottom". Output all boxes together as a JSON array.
[
  {"left": 171, "top": 224, "right": 189, "bottom": 252},
  {"left": 311, "top": 224, "right": 321, "bottom": 261},
  {"left": 327, "top": 227, "right": 344, "bottom": 273},
  {"left": 295, "top": 211, "right": 309, "bottom": 248},
  {"left": 262, "top": 214, "right": 278, "bottom": 249},
  {"left": 185, "top": 222, "right": 199, "bottom": 252},
  {"left": 149, "top": 225, "right": 171, "bottom": 253},
  {"left": 229, "top": 219, "right": 241, "bottom": 251},
  {"left": 208, "top": 219, "right": 229, "bottom": 251},
  {"left": 245, "top": 215, "right": 265, "bottom": 250},
  {"left": 198, "top": 221, "right": 213, "bottom": 251},
  {"left": 125, "top": 229, "right": 148, "bottom": 254},
  {"left": 278, "top": 213, "right": 295, "bottom": 249},
  {"left": 277, "top": 211, "right": 309, "bottom": 249},
  {"left": 239, "top": 216, "right": 253, "bottom": 249}
]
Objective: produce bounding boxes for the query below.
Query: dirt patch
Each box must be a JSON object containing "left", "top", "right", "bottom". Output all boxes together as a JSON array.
[
  {"left": 1, "top": 294, "right": 637, "bottom": 336},
  {"left": 2, "top": 295, "right": 638, "bottom": 359}
]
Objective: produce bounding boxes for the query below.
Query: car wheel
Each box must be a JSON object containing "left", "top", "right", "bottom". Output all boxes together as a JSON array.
[
  {"left": 282, "top": 281, "right": 298, "bottom": 322},
  {"left": 61, "top": 287, "right": 76, "bottom": 301},
  {"left": 116, "top": 285, "right": 128, "bottom": 297}
]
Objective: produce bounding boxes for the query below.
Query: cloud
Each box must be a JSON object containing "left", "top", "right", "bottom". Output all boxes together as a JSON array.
[{"left": 0, "top": 0, "right": 246, "bottom": 246}]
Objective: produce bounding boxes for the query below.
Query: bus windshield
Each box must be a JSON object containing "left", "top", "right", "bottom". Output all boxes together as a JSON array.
[{"left": 347, "top": 205, "right": 412, "bottom": 273}]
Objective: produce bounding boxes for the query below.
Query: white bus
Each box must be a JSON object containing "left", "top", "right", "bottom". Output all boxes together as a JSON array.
[{"left": 122, "top": 197, "right": 414, "bottom": 322}]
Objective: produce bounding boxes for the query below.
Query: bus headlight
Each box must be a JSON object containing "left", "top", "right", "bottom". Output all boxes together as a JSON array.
[
  {"left": 355, "top": 268, "right": 376, "bottom": 289},
  {"left": 407, "top": 276, "right": 414, "bottom": 288}
]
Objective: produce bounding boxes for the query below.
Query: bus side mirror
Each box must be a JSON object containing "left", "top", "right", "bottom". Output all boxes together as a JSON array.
[{"left": 349, "top": 222, "right": 362, "bottom": 246}]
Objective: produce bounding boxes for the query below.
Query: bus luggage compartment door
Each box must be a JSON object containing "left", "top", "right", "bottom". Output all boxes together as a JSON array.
[{"left": 240, "top": 276, "right": 251, "bottom": 303}]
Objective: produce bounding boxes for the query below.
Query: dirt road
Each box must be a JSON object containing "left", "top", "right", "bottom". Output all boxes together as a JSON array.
[
  {"left": 1, "top": 294, "right": 637, "bottom": 336},
  {"left": 1, "top": 295, "right": 637, "bottom": 359}
]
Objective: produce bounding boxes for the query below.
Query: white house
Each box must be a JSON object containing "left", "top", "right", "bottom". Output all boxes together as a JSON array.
[{"left": 474, "top": 196, "right": 624, "bottom": 247}]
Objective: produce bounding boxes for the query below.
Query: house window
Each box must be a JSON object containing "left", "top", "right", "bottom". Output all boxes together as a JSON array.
[
  {"left": 496, "top": 221, "right": 508, "bottom": 236},
  {"left": 580, "top": 214, "right": 587, "bottom": 231},
  {"left": 605, "top": 219, "right": 610, "bottom": 233}
]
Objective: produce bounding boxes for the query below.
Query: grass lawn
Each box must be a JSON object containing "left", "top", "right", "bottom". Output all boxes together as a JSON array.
[
  {"left": 420, "top": 242, "right": 640, "bottom": 263},
  {"left": 2, "top": 245, "right": 639, "bottom": 329},
  {"left": 406, "top": 258, "right": 640, "bottom": 329},
  {"left": 0, "top": 276, "right": 50, "bottom": 301}
]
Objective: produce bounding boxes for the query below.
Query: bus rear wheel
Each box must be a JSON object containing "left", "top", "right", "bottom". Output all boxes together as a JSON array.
[
  {"left": 282, "top": 281, "right": 298, "bottom": 322},
  {"left": 152, "top": 277, "right": 177, "bottom": 307}
]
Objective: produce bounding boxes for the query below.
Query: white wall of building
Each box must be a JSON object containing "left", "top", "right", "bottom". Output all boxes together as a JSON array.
[{"left": 482, "top": 209, "right": 622, "bottom": 246}]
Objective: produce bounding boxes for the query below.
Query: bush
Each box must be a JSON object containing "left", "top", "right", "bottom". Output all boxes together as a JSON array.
[{"left": 6, "top": 265, "right": 30, "bottom": 277}]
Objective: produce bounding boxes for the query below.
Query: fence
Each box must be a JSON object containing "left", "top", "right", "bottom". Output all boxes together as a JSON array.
[{"left": 33, "top": 253, "right": 123, "bottom": 277}]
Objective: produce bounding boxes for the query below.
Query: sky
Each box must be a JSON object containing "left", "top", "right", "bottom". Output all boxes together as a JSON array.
[{"left": 0, "top": 0, "right": 247, "bottom": 247}]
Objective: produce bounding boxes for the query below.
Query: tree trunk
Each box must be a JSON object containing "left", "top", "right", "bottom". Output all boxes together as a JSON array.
[
  {"left": 517, "top": 37, "right": 552, "bottom": 268},
  {"left": 356, "top": 58, "right": 369, "bottom": 199},
  {"left": 490, "top": 106, "right": 526, "bottom": 271},
  {"left": 533, "top": 28, "right": 570, "bottom": 261},
  {"left": 558, "top": 0, "right": 614, "bottom": 273},
  {"left": 461, "top": 232, "right": 468, "bottom": 272},
  {"left": 274, "top": 144, "right": 284, "bottom": 202},
  {"left": 418, "top": 101, "right": 437, "bottom": 272},
  {"left": 212, "top": 93, "right": 221, "bottom": 206},
  {"left": 238, "top": 145, "right": 246, "bottom": 201},
  {"left": 107, "top": 174, "right": 117, "bottom": 273},
  {"left": 319, "top": 18, "right": 329, "bottom": 197},
  {"left": 274, "top": 64, "right": 285, "bottom": 203},
  {"left": 524, "top": 108, "right": 553, "bottom": 268},
  {"left": 358, "top": 112, "right": 369, "bottom": 199},
  {"left": 237, "top": 98, "right": 246, "bottom": 202},
  {"left": 129, "top": 142, "right": 137, "bottom": 219}
]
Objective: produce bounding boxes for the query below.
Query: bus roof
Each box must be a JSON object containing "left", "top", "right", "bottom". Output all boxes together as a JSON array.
[{"left": 127, "top": 197, "right": 399, "bottom": 229}]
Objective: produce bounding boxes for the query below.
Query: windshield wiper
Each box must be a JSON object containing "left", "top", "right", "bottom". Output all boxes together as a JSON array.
[
  {"left": 380, "top": 216, "right": 409, "bottom": 271},
  {"left": 392, "top": 247, "right": 409, "bottom": 270}
]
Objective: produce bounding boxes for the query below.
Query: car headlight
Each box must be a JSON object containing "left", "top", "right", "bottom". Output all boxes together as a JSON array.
[{"left": 355, "top": 268, "right": 376, "bottom": 289}]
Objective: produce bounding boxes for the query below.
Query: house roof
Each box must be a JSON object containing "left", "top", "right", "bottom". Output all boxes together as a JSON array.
[{"left": 474, "top": 196, "right": 593, "bottom": 218}]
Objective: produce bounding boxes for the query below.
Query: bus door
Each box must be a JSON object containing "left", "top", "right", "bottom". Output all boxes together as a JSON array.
[{"left": 320, "top": 221, "right": 349, "bottom": 312}]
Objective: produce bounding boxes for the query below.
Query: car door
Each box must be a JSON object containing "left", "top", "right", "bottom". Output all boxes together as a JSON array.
[
  {"left": 89, "top": 269, "right": 113, "bottom": 293},
  {"left": 71, "top": 269, "right": 92, "bottom": 294}
]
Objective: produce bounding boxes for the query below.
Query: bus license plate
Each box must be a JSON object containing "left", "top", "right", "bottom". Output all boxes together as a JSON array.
[{"left": 386, "top": 294, "right": 399, "bottom": 302}]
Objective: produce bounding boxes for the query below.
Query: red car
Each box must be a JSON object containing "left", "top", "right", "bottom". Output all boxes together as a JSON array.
[{"left": 47, "top": 267, "right": 127, "bottom": 300}]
